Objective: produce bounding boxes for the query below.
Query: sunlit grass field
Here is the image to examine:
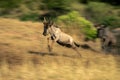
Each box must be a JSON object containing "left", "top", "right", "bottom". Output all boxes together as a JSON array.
[{"left": 0, "top": 18, "right": 120, "bottom": 80}]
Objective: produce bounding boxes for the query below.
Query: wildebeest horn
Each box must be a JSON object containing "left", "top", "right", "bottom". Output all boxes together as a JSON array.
[{"left": 43, "top": 17, "right": 47, "bottom": 22}]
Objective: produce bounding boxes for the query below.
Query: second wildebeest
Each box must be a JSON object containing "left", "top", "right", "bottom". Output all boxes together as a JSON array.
[{"left": 94, "top": 24, "right": 116, "bottom": 53}]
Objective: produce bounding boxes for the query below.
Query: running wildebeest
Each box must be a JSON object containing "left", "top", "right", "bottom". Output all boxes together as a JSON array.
[
  {"left": 94, "top": 24, "right": 117, "bottom": 52},
  {"left": 42, "top": 17, "right": 82, "bottom": 57}
]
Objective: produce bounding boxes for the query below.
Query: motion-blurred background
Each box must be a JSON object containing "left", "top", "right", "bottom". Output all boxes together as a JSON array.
[{"left": 0, "top": 0, "right": 120, "bottom": 80}]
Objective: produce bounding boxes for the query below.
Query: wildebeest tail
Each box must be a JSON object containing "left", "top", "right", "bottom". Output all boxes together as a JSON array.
[{"left": 74, "top": 42, "right": 80, "bottom": 47}]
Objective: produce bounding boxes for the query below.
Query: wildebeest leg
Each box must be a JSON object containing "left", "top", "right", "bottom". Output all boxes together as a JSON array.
[
  {"left": 47, "top": 37, "right": 52, "bottom": 52},
  {"left": 50, "top": 40, "right": 55, "bottom": 52},
  {"left": 102, "top": 38, "right": 110, "bottom": 53},
  {"left": 72, "top": 47, "right": 82, "bottom": 57},
  {"left": 101, "top": 38, "right": 106, "bottom": 50}
]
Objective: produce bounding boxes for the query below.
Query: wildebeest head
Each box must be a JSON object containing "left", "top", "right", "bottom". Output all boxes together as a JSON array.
[
  {"left": 42, "top": 17, "right": 53, "bottom": 36},
  {"left": 94, "top": 23, "right": 106, "bottom": 29},
  {"left": 94, "top": 24, "right": 107, "bottom": 38}
]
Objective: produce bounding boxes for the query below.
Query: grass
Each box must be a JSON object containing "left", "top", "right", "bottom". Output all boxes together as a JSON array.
[{"left": 0, "top": 18, "right": 120, "bottom": 80}]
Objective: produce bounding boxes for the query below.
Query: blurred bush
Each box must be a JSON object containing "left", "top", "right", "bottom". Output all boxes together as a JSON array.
[
  {"left": 86, "top": 2, "right": 120, "bottom": 28},
  {"left": 39, "top": 0, "right": 73, "bottom": 19},
  {"left": 20, "top": 13, "right": 39, "bottom": 21},
  {"left": 79, "top": 0, "right": 120, "bottom": 5},
  {"left": 57, "top": 11, "right": 97, "bottom": 40},
  {"left": 92, "top": 0, "right": 120, "bottom": 5},
  {"left": 41, "top": 0, "right": 71, "bottom": 12},
  {"left": 79, "top": 0, "right": 89, "bottom": 4},
  {"left": 0, "top": 0, "right": 23, "bottom": 8},
  {"left": 0, "top": 0, "right": 23, "bottom": 15}
]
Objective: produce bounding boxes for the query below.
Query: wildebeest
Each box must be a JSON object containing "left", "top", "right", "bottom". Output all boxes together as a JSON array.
[
  {"left": 94, "top": 24, "right": 117, "bottom": 52},
  {"left": 42, "top": 17, "right": 82, "bottom": 57}
]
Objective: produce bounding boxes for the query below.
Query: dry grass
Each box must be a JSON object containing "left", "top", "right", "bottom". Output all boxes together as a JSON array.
[{"left": 0, "top": 18, "right": 120, "bottom": 80}]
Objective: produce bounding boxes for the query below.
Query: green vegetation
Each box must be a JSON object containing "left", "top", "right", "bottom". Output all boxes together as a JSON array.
[
  {"left": 20, "top": 13, "right": 39, "bottom": 21},
  {"left": 42, "top": 0, "right": 71, "bottom": 11},
  {"left": 0, "top": 0, "right": 22, "bottom": 8},
  {"left": 86, "top": 2, "right": 120, "bottom": 28},
  {"left": 79, "top": 0, "right": 120, "bottom": 5}
]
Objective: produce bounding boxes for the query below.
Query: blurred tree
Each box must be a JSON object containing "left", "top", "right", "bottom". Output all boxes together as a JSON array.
[
  {"left": 41, "top": 0, "right": 71, "bottom": 12},
  {"left": 0, "top": 0, "right": 23, "bottom": 9},
  {"left": 90, "top": 0, "right": 120, "bottom": 5},
  {"left": 79, "top": 0, "right": 89, "bottom": 4},
  {"left": 86, "top": 2, "right": 120, "bottom": 28},
  {"left": 0, "top": 0, "right": 23, "bottom": 14},
  {"left": 39, "top": 0, "right": 72, "bottom": 19},
  {"left": 41, "top": 0, "right": 72, "bottom": 16},
  {"left": 101, "top": 0, "right": 120, "bottom": 5}
]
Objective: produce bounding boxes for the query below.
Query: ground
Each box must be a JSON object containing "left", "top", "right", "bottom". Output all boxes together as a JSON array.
[{"left": 0, "top": 18, "right": 120, "bottom": 80}]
